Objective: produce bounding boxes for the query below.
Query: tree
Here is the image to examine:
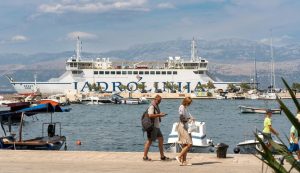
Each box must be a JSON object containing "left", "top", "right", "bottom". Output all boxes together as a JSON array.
[
  {"left": 292, "top": 83, "right": 300, "bottom": 92},
  {"left": 227, "top": 84, "right": 237, "bottom": 93},
  {"left": 207, "top": 81, "right": 215, "bottom": 89},
  {"left": 88, "top": 83, "right": 100, "bottom": 91},
  {"left": 119, "top": 85, "right": 127, "bottom": 92},
  {"left": 164, "top": 82, "right": 173, "bottom": 93},
  {"left": 240, "top": 83, "right": 251, "bottom": 92},
  {"left": 137, "top": 83, "right": 146, "bottom": 92}
]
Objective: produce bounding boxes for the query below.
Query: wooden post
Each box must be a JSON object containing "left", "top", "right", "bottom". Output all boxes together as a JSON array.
[{"left": 18, "top": 112, "right": 24, "bottom": 142}]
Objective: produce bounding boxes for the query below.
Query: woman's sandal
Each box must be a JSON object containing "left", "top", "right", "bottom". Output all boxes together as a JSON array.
[
  {"left": 143, "top": 156, "right": 152, "bottom": 161},
  {"left": 160, "top": 156, "right": 170, "bottom": 161}
]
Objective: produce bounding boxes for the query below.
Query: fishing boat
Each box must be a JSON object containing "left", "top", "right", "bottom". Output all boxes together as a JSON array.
[
  {"left": 238, "top": 105, "right": 281, "bottom": 114},
  {"left": 164, "top": 121, "right": 214, "bottom": 153},
  {"left": 0, "top": 103, "right": 69, "bottom": 150},
  {"left": 6, "top": 38, "right": 231, "bottom": 94}
]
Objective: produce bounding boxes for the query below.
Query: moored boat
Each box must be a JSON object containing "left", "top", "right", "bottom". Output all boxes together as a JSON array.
[
  {"left": 234, "top": 133, "right": 284, "bottom": 154},
  {"left": 164, "top": 121, "right": 214, "bottom": 153},
  {"left": 0, "top": 103, "right": 69, "bottom": 150},
  {"left": 238, "top": 105, "right": 281, "bottom": 114}
]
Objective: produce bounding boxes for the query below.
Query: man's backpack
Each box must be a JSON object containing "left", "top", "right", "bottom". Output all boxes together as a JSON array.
[
  {"left": 141, "top": 111, "right": 154, "bottom": 132},
  {"left": 141, "top": 105, "right": 159, "bottom": 132}
]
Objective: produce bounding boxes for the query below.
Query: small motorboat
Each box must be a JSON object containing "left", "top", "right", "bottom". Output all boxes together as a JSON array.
[
  {"left": 81, "top": 96, "right": 113, "bottom": 105},
  {"left": 164, "top": 121, "right": 214, "bottom": 153},
  {"left": 234, "top": 133, "right": 284, "bottom": 154},
  {"left": 238, "top": 105, "right": 281, "bottom": 114},
  {"left": 111, "top": 94, "right": 149, "bottom": 105}
]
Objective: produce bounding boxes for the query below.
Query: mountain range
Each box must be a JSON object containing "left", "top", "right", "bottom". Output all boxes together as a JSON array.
[{"left": 0, "top": 38, "right": 300, "bottom": 92}]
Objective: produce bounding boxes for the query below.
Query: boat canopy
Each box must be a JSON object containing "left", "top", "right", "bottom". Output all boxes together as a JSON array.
[{"left": 15, "top": 103, "right": 71, "bottom": 114}]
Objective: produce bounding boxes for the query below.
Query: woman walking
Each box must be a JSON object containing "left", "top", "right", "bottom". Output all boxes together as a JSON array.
[{"left": 176, "top": 97, "right": 194, "bottom": 166}]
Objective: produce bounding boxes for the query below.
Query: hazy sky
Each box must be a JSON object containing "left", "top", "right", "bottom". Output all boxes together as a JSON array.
[{"left": 0, "top": 0, "right": 300, "bottom": 54}]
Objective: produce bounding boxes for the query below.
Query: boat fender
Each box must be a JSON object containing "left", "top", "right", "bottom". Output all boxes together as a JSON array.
[{"left": 233, "top": 147, "right": 240, "bottom": 154}]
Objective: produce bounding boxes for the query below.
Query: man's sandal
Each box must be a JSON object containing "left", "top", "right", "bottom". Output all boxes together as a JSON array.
[
  {"left": 160, "top": 156, "right": 170, "bottom": 161},
  {"left": 143, "top": 156, "right": 152, "bottom": 161}
]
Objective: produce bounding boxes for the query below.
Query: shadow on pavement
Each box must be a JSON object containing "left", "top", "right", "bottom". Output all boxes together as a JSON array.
[{"left": 192, "top": 161, "right": 221, "bottom": 166}]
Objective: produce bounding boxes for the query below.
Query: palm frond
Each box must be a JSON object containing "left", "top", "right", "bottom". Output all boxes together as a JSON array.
[
  {"left": 281, "top": 77, "right": 300, "bottom": 111},
  {"left": 254, "top": 133, "right": 288, "bottom": 173}
]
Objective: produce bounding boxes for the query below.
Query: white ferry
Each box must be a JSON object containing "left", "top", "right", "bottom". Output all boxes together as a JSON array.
[{"left": 7, "top": 38, "right": 226, "bottom": 94}]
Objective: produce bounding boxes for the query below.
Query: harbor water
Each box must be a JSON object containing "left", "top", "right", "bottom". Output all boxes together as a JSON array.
[{"left": 2, "top": 99, "right": 297, "bottom": 153}]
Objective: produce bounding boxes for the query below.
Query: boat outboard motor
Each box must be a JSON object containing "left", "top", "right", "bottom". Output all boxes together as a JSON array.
[{"left": 48, "top": 124, "right": 56, "bottom": 137}]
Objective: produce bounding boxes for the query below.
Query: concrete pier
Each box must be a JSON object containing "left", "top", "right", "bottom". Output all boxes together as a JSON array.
[{"left": 0, "top": 151, "right": 285, "bottom": 173}]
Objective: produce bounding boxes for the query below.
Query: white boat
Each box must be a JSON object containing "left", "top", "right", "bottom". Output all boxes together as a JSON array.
[
  {"left": 41, "top": 94, "right": 70, "bottom": 106},
  {"left": 259, "top": 92, "right": 277, "bottom": 100},
  {"left": 238, "top": 105, "right": 281, "bottom": 114},
  {"left": 234, "top": 133, "right": 284, "bottom": 154},
  {"left": 6, "top": 38, "right": 228, "bottom": 94},
  {"left": 164, "top": 121, "right": 214, "bottom": 153},
  {"left": 111, "top": 94, "right": 149, "bottom": 104},
  {"left": 81, "top": 96, "right": 113, "bottom": 105}
]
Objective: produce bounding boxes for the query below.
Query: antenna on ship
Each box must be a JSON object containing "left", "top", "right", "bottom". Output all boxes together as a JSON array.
[
  {"left": 76, "top": 36, "right": 81, "bottom": 61},
  {"left": 191, "top": 37, "right": 197, "bottom": 62}
]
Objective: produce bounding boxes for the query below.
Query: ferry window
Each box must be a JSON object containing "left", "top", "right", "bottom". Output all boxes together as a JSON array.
[
  {"left": 173, "top": 71, "right": 177, "bottom": 75},
  {"left": 145, "top": 71, "right": 149, "bottom": 75},
  {"left": 116, "top": 71, "right": 121, "bottom": 75},
  {"left": 111, "top": 71, "right": 116, "bottom": 75},
  {"left": 150, "top": 71, "right": 155, "bottom": 74},
  {"left": 199, "top": 71, "right": 204, "bottom": 74},
  {"left": 70, "top": 63, "right": 73, "bottom": 67},
  {"left": 74, "top": 63, "right": 77, "bottom": 67},
  {"left": 193, "top": 71, "right": 199, "bottom": 74},
  {"left": 139, "top": 71, "right": 144, "bottom": 75},
  {"left": 162, "top": 71, "right": 166, "bottom": 75},
  {"left": 133, "top": 71, "right": 138, "bottom": 75},
  {"left": 94, "top": 71, "right": 98, "bottom": 75},
  {"left": 99, "top": 71, "right": 104, "bottom": 74},
  {"left": 122, "top": 71, "right": 127, "bottom": 75},
  {"left": 167, "top": 71, "right": 172, "bottom": 75},
  {"left": 156, "top": 71, "right": 160, "bottom": 75},
  {"left": 105, "top": 71, "right": 109, "bottom": 75},
  {"left": 128, "top": 71, "right": 132, "bottom": 75}
]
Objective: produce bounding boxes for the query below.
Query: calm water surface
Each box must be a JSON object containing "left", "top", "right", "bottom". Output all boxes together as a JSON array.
[{"left": 3, "top": 99, "right": 298, "bottom": 153}]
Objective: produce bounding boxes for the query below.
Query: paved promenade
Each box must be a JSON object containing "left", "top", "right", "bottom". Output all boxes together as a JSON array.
[{"left": 0, "top": 151, "right": 280, "bottom": 173}]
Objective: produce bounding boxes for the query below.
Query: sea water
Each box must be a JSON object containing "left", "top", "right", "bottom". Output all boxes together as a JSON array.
[{"left": 3, "top": 99, "right": 297, "bottom": 153}]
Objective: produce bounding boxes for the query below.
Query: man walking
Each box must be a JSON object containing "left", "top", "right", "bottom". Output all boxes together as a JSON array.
[{"left": 143, "top": 95, "right": 169, "bottom": 161}]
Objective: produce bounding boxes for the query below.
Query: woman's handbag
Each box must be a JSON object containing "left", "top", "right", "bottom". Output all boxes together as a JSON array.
[{"left": 187, "top": 120, "right": 197, "bottom": 133}]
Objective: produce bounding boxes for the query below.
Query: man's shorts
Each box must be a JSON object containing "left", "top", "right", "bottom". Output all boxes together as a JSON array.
[
  {"left": 289, "top": 143, "right": 299, "bottom": 152},
  {"left": 262, "top": 133, "right": 272, "bottom": 143},
  {"left": 147, "top": 127, "right": 163, "bottom": 141}
]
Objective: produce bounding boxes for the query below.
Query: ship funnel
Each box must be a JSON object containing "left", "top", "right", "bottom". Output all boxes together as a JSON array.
[
  {"left": 191, "top": 37, "right": 198, "bottom": 62},
  {"left": 76, "top": 36, "right": 81, "bottom": 61}
]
